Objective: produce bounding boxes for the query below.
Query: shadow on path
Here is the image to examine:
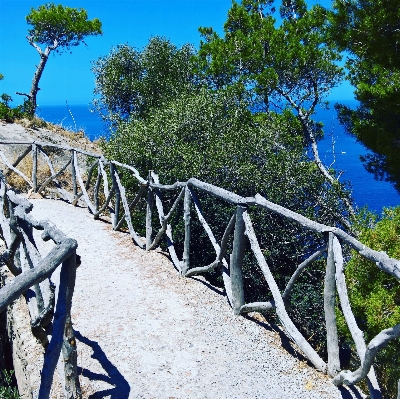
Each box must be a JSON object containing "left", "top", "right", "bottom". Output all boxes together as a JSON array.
[
  {"left": 189, "top": 276, "right": 225, "bottom": 296},
  {"left": 243, "top": 315, "right": 365, "bottom": 399},
  {"left": 74, "top": 330, "right": 130, "bottom": 399}
]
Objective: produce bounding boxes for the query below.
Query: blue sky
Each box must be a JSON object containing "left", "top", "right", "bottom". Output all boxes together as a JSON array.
[{"left": 0, "top": 0, "right": 353, "bottom": 106}]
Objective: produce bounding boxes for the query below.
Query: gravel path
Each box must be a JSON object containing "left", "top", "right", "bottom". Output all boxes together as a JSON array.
[{"left": 29, "top": 198, "right": 364, "bottom": 399}]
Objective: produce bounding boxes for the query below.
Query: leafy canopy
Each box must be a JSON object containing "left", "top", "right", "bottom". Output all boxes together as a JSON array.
[
  {"left": 197, "top": 0, "right": 343, "bottom": 114},
  {"left": 92, "top": 37, "right": 195, "bottom": 122},
  {"left": 26, "top": 3, "right": 102, "bottom": 52},
  {"left": 329, "top": 0, "right": 400, "bottom": 192}
]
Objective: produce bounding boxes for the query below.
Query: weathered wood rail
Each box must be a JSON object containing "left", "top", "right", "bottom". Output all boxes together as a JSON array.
[
  {"left": 0, "top": 169, "right": 80, "bottom": 398},
  {"left": 0, "top": 140, "right": 399, "bottom": 399}
]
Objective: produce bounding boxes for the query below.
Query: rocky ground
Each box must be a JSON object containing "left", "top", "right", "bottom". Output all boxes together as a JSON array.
[{"left": 0, "top": 118, "right": 100, "bottom": 155}]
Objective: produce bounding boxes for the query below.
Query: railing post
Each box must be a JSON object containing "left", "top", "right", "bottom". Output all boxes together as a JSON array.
[
  {"left": 61, "top": 252, "right": 81, "bottom": 399},
  {"left": 230, "top": 205, "right": 246, "bottom": 315},
  {"left": 110, "top": 163, "right": 120, "bottom": 230},
  {"left": 70, "top": 150, "right": 77, "bottom": 201},
  {"left": 325, "top": 232, "right": 341, "bottom": 377},
  {"left": 38, "top": 249, "right": 81, "bottom": 399},
  {"left": 146, "top": 171, "right": 154, "bottom": 250},
  {"left": 32, "top": 144, "right": 38, "bottom": 192},
  {"left": 182, "top": 185, "right": 191, "bottom": 275},
  {"left": 94, "top": 164, "right": 101, "bottom": 213}
]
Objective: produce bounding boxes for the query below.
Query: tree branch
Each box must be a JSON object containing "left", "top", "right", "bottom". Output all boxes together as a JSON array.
[{"left": 27, "top": 35, "right": 44, "bottom": 55}]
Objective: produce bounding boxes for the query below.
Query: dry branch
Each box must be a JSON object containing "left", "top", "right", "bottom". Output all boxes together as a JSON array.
[
  {"left": 182, "top": 186, "right": 191, "bottom": 276},
  {"left": 188, "top": 187, "right": 233, "bottom": 304},
  {"left": 0, "top": 238, "right": 76, "bottom": 313},
  {"left": 0, "top": 150, "right": 33, "bottom": 187},
  {"left": 151, "top": 173, "right": 181, "bottom": 270},
  {"left": 113, "top": 169, "right": 144, "bottom": 248},
  {"left": 111, "top": 160, "right": 146, "bottom": 184},
  {"left": 243, "top": 210, "right": 327, "bottom": 372},
  {"left": 333, "top": 324, "right": 400, "bottom": 387},
  {"left": 71, "top": 158, "right": 99, "bottom": 206},
  {"left": 240, "top": 301, "right": 275, "bottom": 313},
  {"left": 325, "top": 233, "right": 341, "bottom": 377},
  {"left": 147, "top": 187, "right": 185, "bottom": 251},
  {"left": 282, "top": 245, "right": 327, "bottom": 304},
  {"left": 115, "top": 185, "right": 146, "bottom": 231},
  {"left": 230, "top": 206, "right": 246, "bottom": 315},
  {"left": 333, "top": 235, "right": 381, "bottom": 396},
  {"left": 37, "top": 156, "right": 72, "bottom": 194},
  {"left": 4, "top": 145, "right": 32, "bottom": 176},
  {"left": 73, "top": 152, "right": 96, "bottom": 213},
  {"left": 0, "top": 140, "right": 100, "bottom": 158}
]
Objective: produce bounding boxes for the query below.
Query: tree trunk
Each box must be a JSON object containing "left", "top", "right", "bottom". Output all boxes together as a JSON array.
[{"left": 28, "top": 50, "right": 50, "bottom": 116}]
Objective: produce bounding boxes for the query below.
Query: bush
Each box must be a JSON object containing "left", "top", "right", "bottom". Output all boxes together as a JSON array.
[
  {"left": 0, "top": 95, "right": 33, "bottom": 123},
  {"left": 337, "top": 207, "right": 400, "bottom": 398},
  {"left": 0, "top": 370, "right": 20, "bottom": 399}
]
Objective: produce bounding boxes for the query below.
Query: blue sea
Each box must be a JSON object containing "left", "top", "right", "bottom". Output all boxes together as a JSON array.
[{"left": 36, "top": 103, "right": 400, "bottom": 214}]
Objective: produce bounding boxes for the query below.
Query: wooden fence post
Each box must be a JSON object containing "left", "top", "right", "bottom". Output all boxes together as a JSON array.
[
  {"left": 61, "top": 252, "right": 81, "bottom": 399},
  {"left": 181, "top": 186, "right": 191, "bottom": 275},
  {"left": 110, "top": 163, "right": 120, "bottom": 230},
  {"left": 38, "top": 249, "right": 81, "bottom": 399},
  {"left": 230, "top": 205, "right": 246, "bottom": 315},
  {"left": 70, "top": 150, "right": 77, "bottom": 200},
  {"left": 94, "top": 164, "right": 101, "bottom": 212},
  {"left": 32, "top": 144, "right": 38, "bottom": 192},
  {"left": 146, "top": 171, "right": 154, "bottom": 250},
  {"left": 325, "top": 232, "right": 341, "bottom": 377}
]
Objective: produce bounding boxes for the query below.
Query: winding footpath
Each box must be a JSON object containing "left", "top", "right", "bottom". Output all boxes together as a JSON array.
[{"left": 28, "top": 197, "right": 364, "bottom": 399}]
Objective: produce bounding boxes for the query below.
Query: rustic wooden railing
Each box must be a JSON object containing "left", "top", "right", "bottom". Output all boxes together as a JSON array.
[
  {"left": 0, "top": 140, "right": 399, "bottom": 399},
  {"left": 0, "top": 170, "right": 80, "bottom": 399}
]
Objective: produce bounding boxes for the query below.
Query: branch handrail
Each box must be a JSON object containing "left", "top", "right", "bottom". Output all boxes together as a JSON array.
[
  {"left": 0, "top": 140, "right": 399, "bottom": 398},
  {"left": 0, "top": 171, "right": 81, "bottom": 398}
]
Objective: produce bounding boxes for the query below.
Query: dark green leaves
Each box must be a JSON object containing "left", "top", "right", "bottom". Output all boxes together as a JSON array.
[
  {"left": 330, "top": 0, "right": 400, "bottom": 191},
  {"left": 197, "top": 0, "right": 343, "bottom": 113},
  {"left": 26, "top": 3, "right": 102, "bottom": 51}
]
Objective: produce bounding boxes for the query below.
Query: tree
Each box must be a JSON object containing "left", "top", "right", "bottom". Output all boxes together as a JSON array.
[
  {"left": 329, "top": 0, "right": 400, "bottom": 192},
  {"left": 196, "top": 0, "right": 354, "bottom": 220},
  {"left": 18, "top": 3, "right": 102, "bottom": 116},
  {"left": 92, "top": 37, "right": 195, "bottom": 124}
]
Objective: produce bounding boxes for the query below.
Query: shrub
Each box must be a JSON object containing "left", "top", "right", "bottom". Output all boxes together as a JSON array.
[
  {"left": 0, "top": 95, "right": 34, "bottom": 123},
  {"left": 0, "top": 370, "right": 20, "bottom": 399},
  {"left": 0, "top": 95, "right": 23, "bottom": 123},
  {"left": 337, "top": 207, "right": 400, "bottom": 398}
]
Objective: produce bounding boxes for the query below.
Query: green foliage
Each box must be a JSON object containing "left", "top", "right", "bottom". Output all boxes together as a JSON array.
[
  {"left": 337, "top": 207, "right": 400, "bottom": 398},
  {"left": 0, "top": 75, "right": 36, "bottom": 123},
  {"left": 0, "top": 370, "right": 20, "bottom": 399},
  {"left": 329, "top": 0, "right": 400, "bottom": 192},
  {"left": 0, "top": 94, "right": 23, "bottom": 123},
  {"left": 195, "top": 0, "right": 350, "bottom": 213},
  {"left": 92, "top": 37, "right": 195, "bottom": 123},
  {"left": 26, "top": 3, "right": 102, "bottom": 52},
  {"left": 197, "top": 0, "right": 343, "bottom": 116}
]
